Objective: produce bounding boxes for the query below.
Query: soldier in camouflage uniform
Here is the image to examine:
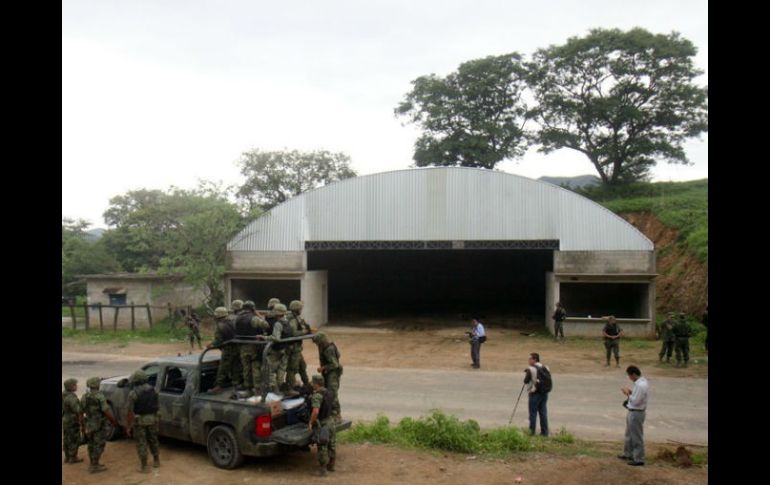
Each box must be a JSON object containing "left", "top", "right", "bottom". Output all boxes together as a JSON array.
[
  {"left": 230, "top": 299, "right": 244, "bottom": 317},
  {"left": 312, "top": 332, "right": 343, "bottom": 421},
  {"left": 657, "top": 312, "right": 677, "bottom": 363},
  {"left": 602, "top": 316, "right": 623, "bottom": 367},
  {"left": 227, "top": 300, "right": 244, "bottom": 382},
  {"left": 266, "top": 303, "right": 292, "bottom": 393},
  {"left": 186, "top": 310, "right": 203, "bottom": 350},
  {"left": 285, "top": 300, "right": 312, "bottom": 390},
  {"left": 672, "top": 313, "right": 692, "bottom": 367},
  {"left": 308, "top": 374, "right": 336, "bottom": 476},
  {"left": 80, "top": 377, "right": 118, "bottom": 473},
  {"left": 235, "top": 300, "right": 269, "bottom": 394},
  {"left": 126, "top": 370, "right": 161, "bottom": 472},
  {"left": 208, "top": 307, "right": 241, "bottom": 393},
  {"left": 62, "top": 378, "right": 84, "bottom": 464}
]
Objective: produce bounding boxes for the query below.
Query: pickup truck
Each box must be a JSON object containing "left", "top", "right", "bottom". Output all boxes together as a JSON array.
[{"left": 98, "top": 335, "right": 351, "bottom": 469}]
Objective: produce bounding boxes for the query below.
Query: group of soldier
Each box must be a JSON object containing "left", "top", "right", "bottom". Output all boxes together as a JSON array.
[
  {"left": 655, "top": 311, "right": 697, "bottom": 367},
  {"left": 209, "top": 297, "right": 342, "bottom": 475},
  {"left": 62, "top": 370, "right": 160, "bottom": 474}
]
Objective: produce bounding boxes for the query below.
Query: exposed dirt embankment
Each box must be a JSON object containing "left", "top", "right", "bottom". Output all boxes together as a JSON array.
[{"left": 621, "top": 212, "right": 708, "bottom": 316}]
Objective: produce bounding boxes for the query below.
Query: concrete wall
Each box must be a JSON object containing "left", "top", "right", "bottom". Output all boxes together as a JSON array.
[
  {"left": 85, "top": 278, "right": 206, "bottom": 329},
  {"left": 554, "top": 251, "right": 654, "bottom": 274},
  {"left": 545, "top": 271, "right": 556, "bottom": 334},
  {"left": 561, "top": 318, "right": 651, "bottom": 338},
  {"left": 226, "top": 251, "right": 305, "bottom": 271},
  {"left": 301, "top": 270, "right": 328, "bottom": 327}
]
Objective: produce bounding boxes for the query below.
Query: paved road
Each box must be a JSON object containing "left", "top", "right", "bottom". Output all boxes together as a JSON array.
[{"left": 62, "top": 352, "right": 707, "bottom": 445}]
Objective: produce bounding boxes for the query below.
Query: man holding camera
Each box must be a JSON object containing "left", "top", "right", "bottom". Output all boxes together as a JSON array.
[{"left": 467, "top": 318, "right": 486, "bottom": 369}]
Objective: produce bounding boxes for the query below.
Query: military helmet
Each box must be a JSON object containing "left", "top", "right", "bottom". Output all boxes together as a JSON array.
[
  {"left": 214, "top": 307, "right": 229, "bottom": 318},
  {"left": 289, "top": 300, "right": 303, "bottom": 311},
  {"left": 311, "top": 374, "right": 325, "bottom": 386},
  {"left": 231, "top": 300, "right": 243, "bottom": 311},
  {"left": 606, "top": 315, "right": 617, "bottom": 323},
  {"left": 242, "top": 300, "right": 256, "bottom": 310},
  {"left": 86, "top": 377, "right": 102, "bottom": 389},
  {"left": 267, "top": 298, "right": 281, "bottom": 310},
  {"left": 63, "top": 378, "right": 78, "bottom": 390},
  {"left": 273, "top": 303, "right": 287, "bottom": 316},
  {"left": 312, "top": 332, "right": 328, "bottom": 344},
  {"left": 130, "top": 370, "right": 148, "bottom": 385}
]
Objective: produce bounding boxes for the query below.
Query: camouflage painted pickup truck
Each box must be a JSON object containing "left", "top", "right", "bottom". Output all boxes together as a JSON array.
[{"left": 99, "top": 336, "right": 351, "bottom": 469}]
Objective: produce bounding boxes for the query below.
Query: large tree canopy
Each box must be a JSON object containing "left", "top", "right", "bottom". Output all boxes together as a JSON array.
[
  {"left": 395, "top": 54, "right": 531, "bottom": 169},
  {"left": 528, "top": 28, "right": 708, "bottom": 184},
  {"left": 236, "top": 149, "right": 357, "bottom": 211},
  {"left": 62, "top": 218, "right": 121, "bottom": 295}
]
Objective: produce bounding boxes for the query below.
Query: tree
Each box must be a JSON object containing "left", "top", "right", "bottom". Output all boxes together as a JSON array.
[
  {"left": 236, "top": 149, "right": 357, "bottom": 211},
  {"left": 62, "top": 218, "right": 121, "bottom": 295},
  {"left": 102, "top": 185, "right": 251, "bottom": 307},
  {"left": 528, "top": 28, "right": 708, "bottom": 184},
  {"left": 394, "top": 54, "right": 531, "bottom": 169}
]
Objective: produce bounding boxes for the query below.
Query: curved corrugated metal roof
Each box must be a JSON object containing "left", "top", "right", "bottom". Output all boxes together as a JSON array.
[{"left": 228, "top": 167, "right": 653, "bottom": 251}]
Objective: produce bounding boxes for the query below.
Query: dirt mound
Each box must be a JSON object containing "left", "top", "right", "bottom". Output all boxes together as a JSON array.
[
  {"left": 655, "top": 446, "right": 694, "bottom": 468},
  {"left": 621, "top": 213, "right": 708, "bottom": 316}
]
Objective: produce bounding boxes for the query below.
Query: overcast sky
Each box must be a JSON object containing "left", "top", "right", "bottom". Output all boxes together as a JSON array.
[{"left": 62, "top": 0, "right": 708, "bottom": 227}]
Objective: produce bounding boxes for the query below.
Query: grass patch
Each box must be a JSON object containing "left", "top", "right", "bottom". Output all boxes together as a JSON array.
[
  {"left": 340, "top": 411, "right": 588, "bottom": 457},
  {"left": 61, "top": 319, "right": 209, "bottom": 345},
  {"left": 577, "top": 179, "right": 708, "bottom": 264},
  {"left": 692, "top": 450, "right": 708, "bottom": 465}
]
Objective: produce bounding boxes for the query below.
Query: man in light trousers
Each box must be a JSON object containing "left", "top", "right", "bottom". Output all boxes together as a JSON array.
[{"left": 619, "top": 365, "right": 649, "bottom": 466}]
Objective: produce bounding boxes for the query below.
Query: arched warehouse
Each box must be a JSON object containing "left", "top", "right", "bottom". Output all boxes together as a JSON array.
[{"left": 225, "top": 167, "right": 656, "bottom": 336}]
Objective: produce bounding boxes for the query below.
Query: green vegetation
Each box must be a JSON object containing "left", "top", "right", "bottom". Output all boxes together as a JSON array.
[
  {"left": 61, "top": 296, "right": 88, "bottom": 317},
  {"left": 578, "top": 179, "right": 708, "bottom": 264},
  {"left": 338, "top": 411, "right": 585, "bottom": 457},
  {"left": 692, "top": 450, "right": 708, "bottom": 465},
  {"left": 61, "top": 319, "right": 209, "bottom": 345}
]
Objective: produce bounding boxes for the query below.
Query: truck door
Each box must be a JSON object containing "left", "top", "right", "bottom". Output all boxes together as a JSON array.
[{"left": 158, "top": 365, "right": 192, "bottom": 440}]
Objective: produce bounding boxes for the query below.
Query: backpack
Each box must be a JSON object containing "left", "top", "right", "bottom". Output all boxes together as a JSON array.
[
  {"left": 535, "top": 365, "right": 552, "bottom": 393},
  {"left": 134, "top": 386, "right": 160, "bottom": 415}
]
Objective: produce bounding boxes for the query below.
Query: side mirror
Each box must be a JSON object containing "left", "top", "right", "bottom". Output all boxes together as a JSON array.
[{"left": 117, "top": 378, "right": 129, "bottom": 388}]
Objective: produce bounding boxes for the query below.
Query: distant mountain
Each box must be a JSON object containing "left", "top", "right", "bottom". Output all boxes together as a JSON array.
[
  {"left": 84, "top": 228, "right": 105, "bottom": 241},
  {"left": 538, "top": 175, "right": 601, "bottom": 189}
]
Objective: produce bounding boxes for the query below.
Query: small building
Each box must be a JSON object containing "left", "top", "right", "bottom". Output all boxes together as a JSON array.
[
  {"left": 79, "top": 273, "right": 207, "bottom": 328},
  {"left": 224, "top": 167, "right": 657, "bottom": 337}
]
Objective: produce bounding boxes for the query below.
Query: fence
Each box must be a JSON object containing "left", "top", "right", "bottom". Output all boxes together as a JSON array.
[{"left": 62, "top": 302, "right": 199, "bottom": 331}]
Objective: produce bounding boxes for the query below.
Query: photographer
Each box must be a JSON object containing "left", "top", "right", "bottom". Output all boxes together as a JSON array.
[{"left": 467, "top": 318, "right": 486, "bottom": 369}]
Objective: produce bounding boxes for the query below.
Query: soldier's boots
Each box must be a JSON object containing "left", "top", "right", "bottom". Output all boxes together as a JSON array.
[
  {"left": 89, "top": 460, "right": 107, "bottom": 473},
  {"left": 326, "top": 458, "right": 336, "bottom": 472},
  {"left": 315, "top": 465, "right": 328, "bottom": 477},
  {"left": 153, "top": 455, "right": 160, "bottom": 468},
  {"left": 67, "top": 455, "right": 84, "bottom": 464},
  {"left": 140, "top": 457, "right": 150, "bottom": 473},
  {"left": 208, "top": 386, "right": 224, "bottom": 394}
]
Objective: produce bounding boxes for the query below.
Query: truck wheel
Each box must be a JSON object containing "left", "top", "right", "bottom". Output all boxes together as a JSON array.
[
  {"left": 104, "top": 404, "right": 123, "bottom": 441},
  {"left": 207, "top": 425, "right": 244, "bottom": 469}
]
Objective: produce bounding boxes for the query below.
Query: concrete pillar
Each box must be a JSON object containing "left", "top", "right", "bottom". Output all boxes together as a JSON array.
[
  {"left": 301, "top": 271, "right": 328, "bottom": 327},
  {"left": 545, "top": 271, "right": 555, "bottom": 334}
]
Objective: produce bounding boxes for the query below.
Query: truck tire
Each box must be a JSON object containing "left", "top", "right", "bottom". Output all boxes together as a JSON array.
[
  {"left": 104, "top": 404, "right": 124, "bottom": 441},
  {"left": 207, "top": 425, "right": 244, "bottom": 469}
]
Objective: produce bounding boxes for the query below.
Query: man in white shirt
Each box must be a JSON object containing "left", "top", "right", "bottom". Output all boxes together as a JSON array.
[
  {"left": 619, "top": 366, "right": 649, "bottom": 466},
  {"left": 468, "top": 319, "right": 486, "bottom": 369}
]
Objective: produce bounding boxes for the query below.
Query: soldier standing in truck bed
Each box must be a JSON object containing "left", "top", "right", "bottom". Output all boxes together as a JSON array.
[
  {"left": 235, "top": 300, "right": 268, "bottom": 394},
  {"left": 285, "top": 300, "right": 312, "bottom": 390},
  {"left": 208, "top": 307, "right": 241, "bottom": 393}
]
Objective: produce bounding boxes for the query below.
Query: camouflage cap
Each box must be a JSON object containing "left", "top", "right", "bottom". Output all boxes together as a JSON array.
[
  {"left": 86, "top": 377, "right": 102, "bottom": 389},
  {"left": 273, "top": 303, "right": 287, "bottom": 316},
  {"left": 289, "top": 300, "right": 303, "bottom": 311},
  {"left": 63, "top": 378, "right": 78, "bottom": 390},
  {"left": 267, "top": 298, "right": 281, "bottom": 310},
  {"left": 214, "top": 307, "right": 229, "bottom": 318},
  {"left": 606, "top": 315, "right": 617, "bottom": 323},
  {"left": 130, "top": 370, "right": 148, "bottom": 385},
  {"left": 311, "top": 374, "right": 325, "bottom": 386},
  {"left": 242, "top": 300, "right": 256, "bottom": 310},
  {"left": 231, "top": 300, "right": 243, "bottom": 311}
]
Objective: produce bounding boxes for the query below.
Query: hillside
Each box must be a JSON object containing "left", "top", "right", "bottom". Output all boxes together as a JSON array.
[
  {"left": 577, "top": 179, "right": 708, "bottom": 316},
  {"left": 538, "top": 174, "right": 600, "bottom": 189}
]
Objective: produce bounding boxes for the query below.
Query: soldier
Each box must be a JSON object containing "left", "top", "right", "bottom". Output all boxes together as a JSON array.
[
  {"left": 186, "top": 310, "right": 203, "bottom": 350},
  {"left": 62, "top": 378, "right": 84, "bottom": 464},
  {"left": 602, "top": 316, "right": 623, "bottom": 368},
  {"left": 285, "top": 300, "right": 312, "bottom": 390},
  {"left": 227, "top": 300, "right": 244, "bottom": 382},
  {"left": 552, "top": 302, "right": 567, "bottom": 342},
  {"left": 672, "top": 313, "right": 692, "bottom": 367},
  {"left": 230, "top": 299, "right": 244, "bottom": 317},
  {"left": 126, "top": 370, "right": 160, "bottom": 473},
  {"left": 80, "top": 377, "right": 118, "bottom": 473},
  {"left": 235, "top": 301, "right": 268, "bottom": 394},
  {"left": 312, "top": 332, "right": 343, "bottom": 421},
  {"left": 308, "top": 374, "right": 336, "bottom": 476},
  {"left": 266, "top": 303, "right": 293, "bottom": 394},
  {"left": 208, "top": 307, "right": 241, "bottom": 393},
  {"left": 657, "top": 312, "right": 677, "bottom": 363}
]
